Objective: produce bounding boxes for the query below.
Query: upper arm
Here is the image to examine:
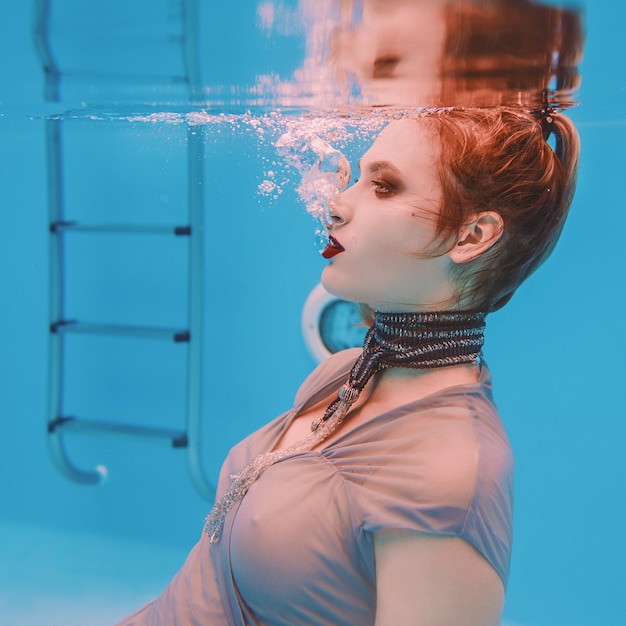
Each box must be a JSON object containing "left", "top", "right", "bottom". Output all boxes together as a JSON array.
[{"left": 374, "top": 530, "right": 504, "bottom": 626}]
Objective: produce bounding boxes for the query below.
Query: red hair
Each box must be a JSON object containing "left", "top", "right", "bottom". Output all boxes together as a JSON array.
[{"left": 425, "top": 107, "right": 580, "bottom": 311}]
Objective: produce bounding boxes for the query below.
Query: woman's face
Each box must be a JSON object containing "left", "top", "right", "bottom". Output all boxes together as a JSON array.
[{"left": 321, "top": 119, "right": 456, "bottom": 311}]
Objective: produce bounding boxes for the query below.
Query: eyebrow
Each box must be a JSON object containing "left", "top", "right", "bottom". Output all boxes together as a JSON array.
[{"left": 357, "top": 159, "right": 402, "bottom": 175}]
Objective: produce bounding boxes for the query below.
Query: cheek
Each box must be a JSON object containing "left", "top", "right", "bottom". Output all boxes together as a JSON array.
[
  {"left": 397, "top": 215, "right": 441, "bottom": 256},
  {"left": 370, "top": 221, "right": 434, "bottom": 260}
]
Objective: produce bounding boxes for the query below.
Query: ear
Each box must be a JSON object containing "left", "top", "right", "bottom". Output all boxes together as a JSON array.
[{"left": 448, "top": 211, "right": 504, "bottom": 264}]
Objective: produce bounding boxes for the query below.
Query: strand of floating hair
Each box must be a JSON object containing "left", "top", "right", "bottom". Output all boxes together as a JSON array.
[{"left": 204, "top": 397, "right": 355, "bottom": 543}]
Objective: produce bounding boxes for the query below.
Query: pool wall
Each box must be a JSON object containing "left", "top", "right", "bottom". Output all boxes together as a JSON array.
[{"left": 1, "top": 2, "right": 624, "bottom": 625}]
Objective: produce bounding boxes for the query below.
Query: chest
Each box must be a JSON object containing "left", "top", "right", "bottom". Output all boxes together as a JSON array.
[
  {"left": 272, "top": 389, "right": 386, "bottom": 452},
  {"left": 273, "top": 379, "right": 429, "bottom": 452},
  {"left": 227, "top": 453, "right": 377, "bottom": 625}
]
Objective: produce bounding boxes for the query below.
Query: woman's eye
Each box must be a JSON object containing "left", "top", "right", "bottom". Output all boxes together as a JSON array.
[{"left": 373, "top": 180, "right": 393, "bottom": 195}]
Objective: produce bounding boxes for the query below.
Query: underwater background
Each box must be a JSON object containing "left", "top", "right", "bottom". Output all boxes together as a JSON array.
[{"left": 0, "top": 1, "right": 624, "bottom": 624}]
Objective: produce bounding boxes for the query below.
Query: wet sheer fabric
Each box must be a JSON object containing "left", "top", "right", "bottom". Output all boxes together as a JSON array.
[{"left": 116, "top": 348, "right": 513, "bottom": 626}]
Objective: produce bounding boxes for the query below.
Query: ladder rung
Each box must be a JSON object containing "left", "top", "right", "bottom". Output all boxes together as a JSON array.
[
  {"left": 48, "top": 416, "right": 188, "bottom": 448},
  {"left": 50, "top": 221, "right": 191, "bottom": 236},
  {"left": 50, "top": 320, "right": 190, "bottom": 342}
]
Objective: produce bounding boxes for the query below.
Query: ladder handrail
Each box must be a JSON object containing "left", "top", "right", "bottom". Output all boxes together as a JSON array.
[
  {"left": 183, "top": 0, "right": 216, "bottom": 501},
  {"left": 182, "top": 0, "right": 203, "bottom": 103},
  {"left": 46, "top": 117, "right": 99, "bottom": 484},
  {"left": 33, "top": 0, "right": 60, "bottom": 102},
  {"left": 185, "top": 124, "right": 214, "bottom": 501}
]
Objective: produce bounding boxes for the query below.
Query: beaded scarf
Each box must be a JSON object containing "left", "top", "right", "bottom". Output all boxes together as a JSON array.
[{"left": 204, "top": 309, "right": 486, "bottom": 543}]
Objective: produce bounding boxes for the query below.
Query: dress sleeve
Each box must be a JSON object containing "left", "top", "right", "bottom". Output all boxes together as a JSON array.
[{"left": 331, "top": 393, "right": 514, "bottom": 587}]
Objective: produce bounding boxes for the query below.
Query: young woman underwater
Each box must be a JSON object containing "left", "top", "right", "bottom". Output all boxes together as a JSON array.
[{"left": 117, "top": 106, "right": 580, "bottom": 625}]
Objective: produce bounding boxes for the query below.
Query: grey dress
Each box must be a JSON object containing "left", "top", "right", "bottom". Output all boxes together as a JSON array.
[{"left": 117, "top": 348, "right": 514, "bottom": 625}]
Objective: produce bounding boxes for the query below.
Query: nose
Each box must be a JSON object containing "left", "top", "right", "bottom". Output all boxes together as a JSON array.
[
  {"left": 324, "top": 195, "right": 347, "bottom": 230},
  {"left": 324, "top": 154, "right": 352, "bottom": 230}
]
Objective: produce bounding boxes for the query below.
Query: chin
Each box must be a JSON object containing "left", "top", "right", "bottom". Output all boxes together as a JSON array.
[
  {"left": 320, "top": 267, "right": 356, "bottom": 302},
  {"left": 321, "top": 273, "right": 370, "bottom": 306}
]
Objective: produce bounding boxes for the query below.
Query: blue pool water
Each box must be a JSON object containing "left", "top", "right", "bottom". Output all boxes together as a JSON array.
[{"left": 1, "top": 2, "right": 624, "bottom": 625}]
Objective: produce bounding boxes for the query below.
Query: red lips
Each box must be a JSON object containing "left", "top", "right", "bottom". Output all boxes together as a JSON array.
[{"left": 321, "top": 235, "right": 345, "bottom": 259}]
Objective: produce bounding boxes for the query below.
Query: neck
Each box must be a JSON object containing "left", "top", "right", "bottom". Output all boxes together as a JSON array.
[
  {"left": 364, "top": 308, "right": 487, "bottom": 373},
  {"left": 372, "top": 360, "right": 481, "bottom": 401}
]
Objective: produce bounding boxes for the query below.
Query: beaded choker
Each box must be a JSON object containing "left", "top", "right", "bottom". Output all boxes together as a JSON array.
[
  {"left": 311, "top": 310, "right": 486, "bottom": 431},
  {"left": 204, "top": 309, "right": 487, "bottom": 543}
]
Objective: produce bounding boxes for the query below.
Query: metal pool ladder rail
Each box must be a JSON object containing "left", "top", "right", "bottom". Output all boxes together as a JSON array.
[{"left": 34, "top": 0, "right": 215, "bottom": 501}]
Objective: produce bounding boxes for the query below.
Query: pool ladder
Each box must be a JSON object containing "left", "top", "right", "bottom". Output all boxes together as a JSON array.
[{"left": 35, "top": 0, "right": 215, "bottom": 501}]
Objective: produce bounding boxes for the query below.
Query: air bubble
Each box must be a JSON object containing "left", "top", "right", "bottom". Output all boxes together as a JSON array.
[
  {"left": 314, "top": 228, "right": 329, "bottom": 253},
  {"left": 117, "top": 108, "right": 387, "bottom": 227}
]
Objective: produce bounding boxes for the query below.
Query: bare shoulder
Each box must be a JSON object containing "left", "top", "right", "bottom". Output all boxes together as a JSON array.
[{"left": 374, "top": 530, "right": 504, "bottom": 626}]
